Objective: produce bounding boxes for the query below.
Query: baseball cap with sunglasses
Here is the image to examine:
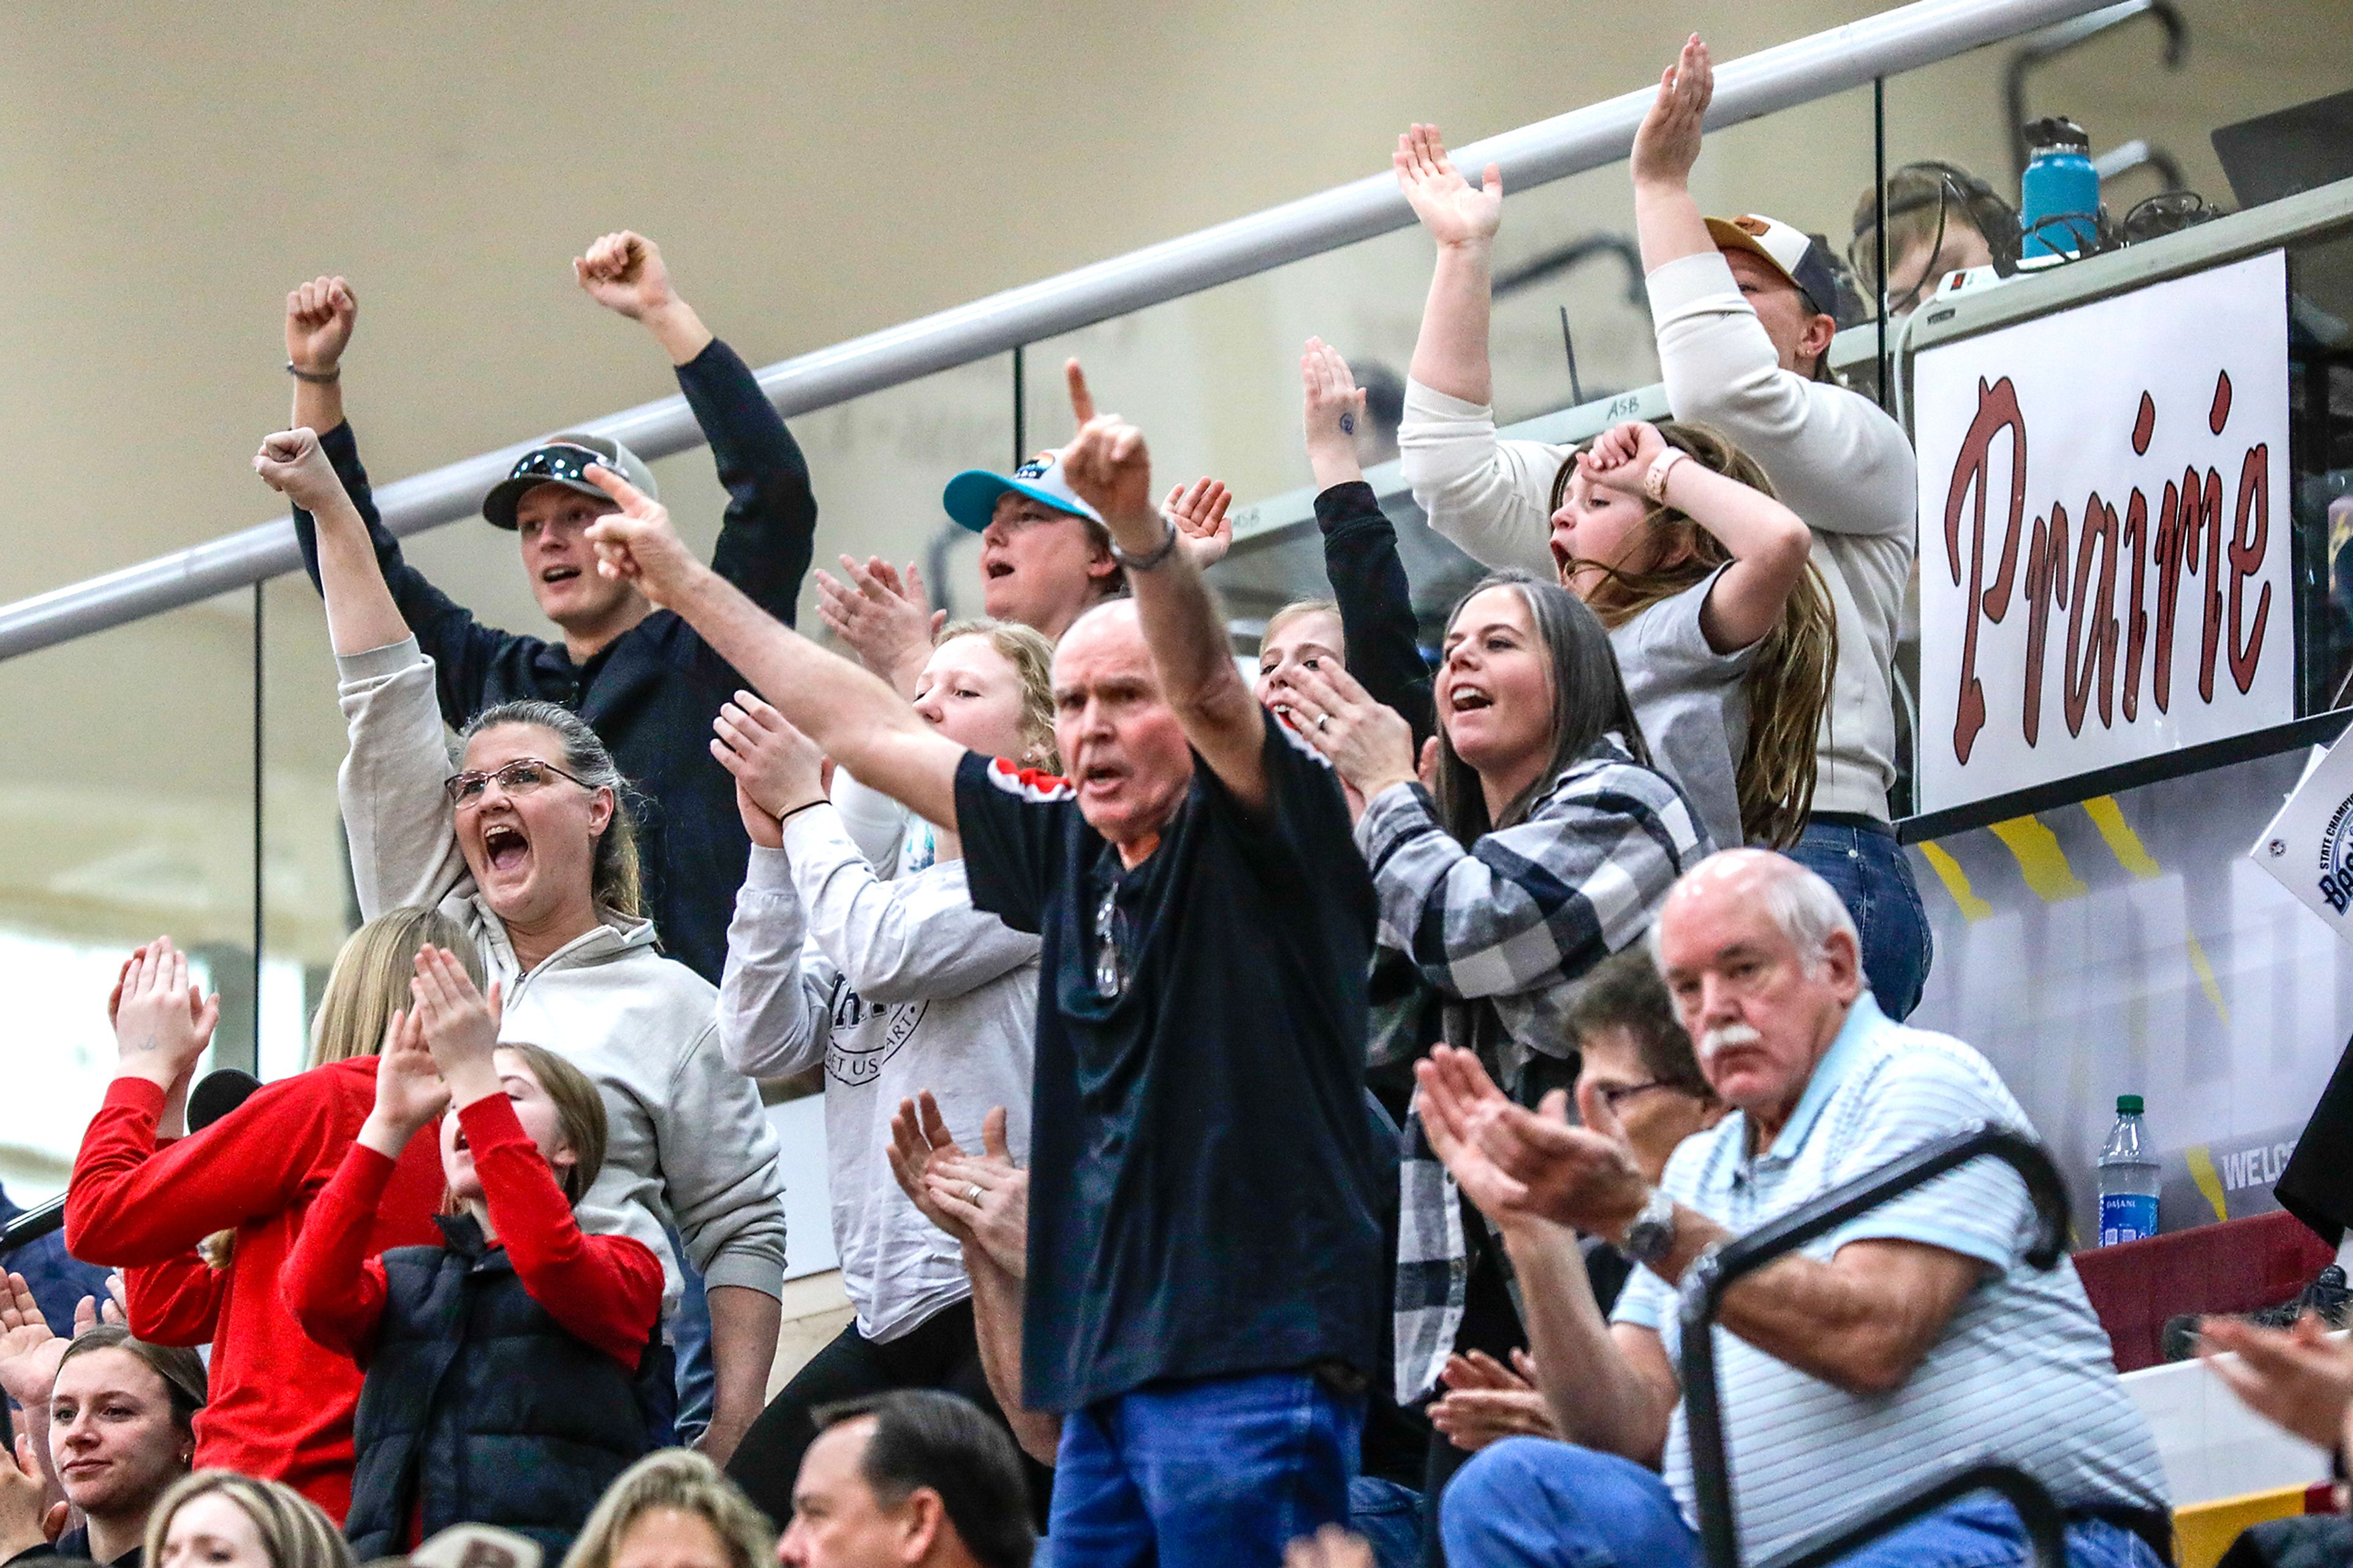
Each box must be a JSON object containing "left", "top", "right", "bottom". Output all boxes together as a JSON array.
[{"left": 480, "top": 431, "right": 660, "bottom": 531}]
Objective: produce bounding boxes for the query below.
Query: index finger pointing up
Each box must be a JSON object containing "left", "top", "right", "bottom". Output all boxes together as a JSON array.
[
  {"left": 1065, "top": 358, "right": 1096, "bottom": 426},
  {"left": 582, "top": 461, "right": 650, "bottom": 512}
]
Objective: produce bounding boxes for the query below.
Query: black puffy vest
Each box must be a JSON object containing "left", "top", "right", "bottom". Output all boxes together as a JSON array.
[{"left": 343, "top": 1214, "right": 672, "bottom": 1558}]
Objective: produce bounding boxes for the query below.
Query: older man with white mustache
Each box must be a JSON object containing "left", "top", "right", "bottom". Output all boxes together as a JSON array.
[{"left": 1414, "top": 849, "right": 2169, "bottom": 1568}]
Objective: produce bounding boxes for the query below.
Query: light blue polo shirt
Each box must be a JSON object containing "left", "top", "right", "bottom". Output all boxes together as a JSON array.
[{"left": 1613, "top": 994, "right": 2168, "bottom": 1561}]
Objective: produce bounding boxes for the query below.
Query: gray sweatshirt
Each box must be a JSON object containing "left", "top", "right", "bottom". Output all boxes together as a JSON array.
[
  {"left": 1400, "top": 250, "right": 1914, "bottom": 823},
  {"left": 336, "top": 639, "right": 788, "bottom": 1312},
  {"left": 720, "top": 809, "right": 1036, "bottom": 1343}
]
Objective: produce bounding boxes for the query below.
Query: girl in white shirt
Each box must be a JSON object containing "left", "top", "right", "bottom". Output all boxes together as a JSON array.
[{"left": 709, "top": 619, "right": 1055, "bottom": 1521}]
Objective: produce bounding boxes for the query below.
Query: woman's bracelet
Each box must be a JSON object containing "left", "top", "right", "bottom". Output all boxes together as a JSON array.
[
  {"left": 778, "top": 799, "right": 828, "bottom": 825},
  {"left": 284, "top": 361, "right": 342, "bottom": 385}
]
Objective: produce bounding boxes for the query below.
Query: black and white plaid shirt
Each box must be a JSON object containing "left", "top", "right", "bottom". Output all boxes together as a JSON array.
[{"left": 1358, "top": 733, "right": 1708, "bottom": 1399}]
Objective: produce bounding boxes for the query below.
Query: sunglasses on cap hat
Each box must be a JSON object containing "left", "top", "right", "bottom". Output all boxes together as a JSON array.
[{"left": 506, "top": 442, "right": 611, "bottom": 486}]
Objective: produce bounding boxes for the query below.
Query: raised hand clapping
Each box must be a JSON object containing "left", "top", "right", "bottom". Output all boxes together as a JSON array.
[
  {"left": 1631, "top": 34, "right": 1713, "bottom": 192},
  {"left": 410, "top": 946, "right": 503, "bottom": 1105},
  {"left": 111, "top": 937, "right": 220, "bottom": 1094},
  {"left": 1395, "top": 124, "right": 1502, "bottom": 250},
  {"left": 1162, "top": 477, "right": 1234, "bottom": 570},
  {"left": 360, "top": 1006, "right": 450, "bottom": 1156}
]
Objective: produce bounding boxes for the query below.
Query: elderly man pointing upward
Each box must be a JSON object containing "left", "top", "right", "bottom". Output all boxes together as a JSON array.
[
  {"left": 1419, "top": 849, "right": 2168, "bottom": 1568},
  {"left": 577, "top": 363, "right": 1388, "bottom": 1567}
]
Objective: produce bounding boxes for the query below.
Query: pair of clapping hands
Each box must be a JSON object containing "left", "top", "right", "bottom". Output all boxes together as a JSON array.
[
  {"left": 362, "top": 947, "right": 507, "bottom": 1148},
  {"left": 882, "top": 1091, "right": 1026, "bottom": 1277}
]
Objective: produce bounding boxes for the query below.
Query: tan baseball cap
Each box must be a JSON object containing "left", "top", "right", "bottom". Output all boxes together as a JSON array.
[{"left": 1705, "top": 213, "right": 1843, "bottom": 319}]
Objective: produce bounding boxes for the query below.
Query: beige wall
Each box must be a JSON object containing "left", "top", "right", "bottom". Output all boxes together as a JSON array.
[{"left": 0, "top": 0, "right": 2344, "bottom": 987}]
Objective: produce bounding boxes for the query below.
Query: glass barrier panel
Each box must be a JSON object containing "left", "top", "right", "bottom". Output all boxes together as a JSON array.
[{"left": 0, "top": 599, "right": 259, "bottom": 1203}]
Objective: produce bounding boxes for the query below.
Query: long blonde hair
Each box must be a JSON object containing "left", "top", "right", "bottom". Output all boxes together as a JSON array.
[
  {"left": 308, "top": 907, "right": 484, "bottom": 1070},
  {"left": 143, "top": 1471, "right": 354, "bottom": 1568},
  {"left": 200, "top": 909, "right": 484, "bottom": 1269},
  {"left": 1550, "top": 421, "right": 1837, "bottom": 848}
]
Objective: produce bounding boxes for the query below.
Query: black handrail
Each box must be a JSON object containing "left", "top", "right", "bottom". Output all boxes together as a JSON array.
[
  {"left": 1675, "top": 1123, "right": 2073, "bottom": 1568},
  {"left": 0, "top": 1194, "right": 66, "bottom": 1254}
]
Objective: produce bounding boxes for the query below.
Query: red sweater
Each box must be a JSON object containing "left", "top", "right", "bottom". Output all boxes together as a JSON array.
[
  {"left": 282, "top": 1093, "right": 663, "bottom": 1369},
  {"left": 65, "top": 1061, "right": 445, "bottom": 1522}
]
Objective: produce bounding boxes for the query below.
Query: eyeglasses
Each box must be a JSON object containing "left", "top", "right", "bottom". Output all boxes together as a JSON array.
[
  {"left": 1594, "top": 1079, "right": 1681, "bottom": 1113},
  {"left": 1093, "top": 876, "right": 1131, "bottom": 1000},
  {"left": 444, "top": 758, "right": 592, "bottom": 809},
  {"left": 505, "top": 443, "right": 610, "bottom": 485}
]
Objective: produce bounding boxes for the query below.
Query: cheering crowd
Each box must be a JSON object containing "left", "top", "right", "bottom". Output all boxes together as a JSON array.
[{"left": 9, "top": 34, "right": 2345, "bottom": 1568}]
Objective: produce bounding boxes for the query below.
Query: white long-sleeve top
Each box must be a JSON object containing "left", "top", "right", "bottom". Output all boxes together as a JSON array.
[
  {"left": 719, "top": 808, "right": 1037, "bottom": 1342},
  {"left": 1400, "top": 250, "right": 1915, "bottom": 822},
  {"left": 335, "top": 639, "right": 788, "bottom": 1316}
]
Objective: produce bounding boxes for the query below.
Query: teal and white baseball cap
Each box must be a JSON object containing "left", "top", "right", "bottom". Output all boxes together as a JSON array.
[{"left": 942, "top": 449, "right": 1105, "bottom": 534}]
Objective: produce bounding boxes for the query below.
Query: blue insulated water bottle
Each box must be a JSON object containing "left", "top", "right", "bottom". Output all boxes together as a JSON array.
[{"left": 2021, "top": 116, "right": 2101, "bottom": 259}]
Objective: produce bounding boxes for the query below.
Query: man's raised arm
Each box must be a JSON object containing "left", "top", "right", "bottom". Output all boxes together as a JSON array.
[
  {"left": 578, "top": 467, "right": 964, "bottom": 828},
  {"left": 1057, "top": 362, "right": 1270, "bottom": 812}
]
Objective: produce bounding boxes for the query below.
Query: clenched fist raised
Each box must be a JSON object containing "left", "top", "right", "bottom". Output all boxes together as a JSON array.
[
  {"left": 252, "top": 428, "right": 346, "bottom": 514},
  {"left": 285, "top": 276, "right": 357, "bottom": 375},
  {"left": 574, "top": 230, "right": 676, "bottom": 322}
]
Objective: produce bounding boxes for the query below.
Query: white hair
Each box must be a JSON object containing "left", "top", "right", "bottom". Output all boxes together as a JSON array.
[{"left": 1647, "top": 849, "right": 1859, "bottom": 975}]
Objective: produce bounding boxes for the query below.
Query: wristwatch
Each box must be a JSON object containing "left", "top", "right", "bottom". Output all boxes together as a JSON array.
[
  {"left": 1620, "top": 1185, "right": 1679, "bottom": 1267},
  {"left": 1110, "top": 514, "right": 1181, "bottom": 572},
  {"left": 1642, "top": 447, "right": 1689, "bottom": 504}
]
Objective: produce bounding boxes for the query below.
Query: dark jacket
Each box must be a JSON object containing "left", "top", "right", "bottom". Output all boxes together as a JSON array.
[
  {"left": 343, "top": 1216, "right": 669, "bottom": 1559},
  {"left": 291, "top": 337, "right": 818, "bottom": 983},
  {"left": 1316, "top": 480, "right": 1435, "bottom": 745}
]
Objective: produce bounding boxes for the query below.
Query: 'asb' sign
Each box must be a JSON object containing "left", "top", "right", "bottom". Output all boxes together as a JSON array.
[{"left": 1913, "top": 249, "right": 2294, "bottom": 815}]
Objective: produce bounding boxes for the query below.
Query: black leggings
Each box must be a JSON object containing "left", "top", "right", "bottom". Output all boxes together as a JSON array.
[{"left": 725, "top": 1298, "right": 1046, "bottom": 1526}]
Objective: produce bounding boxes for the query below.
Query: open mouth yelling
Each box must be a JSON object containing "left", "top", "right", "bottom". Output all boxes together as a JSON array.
[
  {"left": 540, "top": 564, "right": 583, "bottom": 588},
  {"left": 482, "top": 822, "right": 531, "bottom": 875},
  {"left": 1077, "top": 762, "right": 1127, "bottom": 800},
  {"left": 1448, "top": 686, "right": 1494, "bottom": 716}
]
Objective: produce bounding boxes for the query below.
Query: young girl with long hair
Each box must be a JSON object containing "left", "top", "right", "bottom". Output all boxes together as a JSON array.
[
  {"left": 1548, "top": 417, "right": 1833, "bottom": 849},
  {"left": 64, "top": 912, "right": 479, "bottom": 1521},
  {"left": 284, "top": 946, "right": 665, "bottom": 1558}
]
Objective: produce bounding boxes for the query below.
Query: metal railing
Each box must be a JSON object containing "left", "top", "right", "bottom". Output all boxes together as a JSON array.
[
  {"left": 0, "top": 0, "right": 2123, "bottom": 664},
  {"left": 1675, "top": 1123, "right": 2074, "bottom": 1568}
]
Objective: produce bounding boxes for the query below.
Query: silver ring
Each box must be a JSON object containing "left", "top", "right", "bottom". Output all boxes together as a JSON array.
[
  {"left": 1315, "top": 714, "right": 1330, "bottom": 732},
  {"left": 964, "top": 1183, "right": 984, "bottom": 1205}
]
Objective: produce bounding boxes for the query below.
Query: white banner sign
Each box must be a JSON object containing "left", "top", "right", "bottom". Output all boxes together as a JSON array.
[
  {"left": 2252, "top": 740, "right": 2353, "bottom": 940},
  {"left": 1914, "top": 249, "right": 2294, "bottom": 814}
]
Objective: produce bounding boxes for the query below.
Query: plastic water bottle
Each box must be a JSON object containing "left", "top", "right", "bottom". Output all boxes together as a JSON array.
[
  {"left": 2020, "top": 116, "right": 2101, "bottom": 260},
  {"left": 2096, "top": 1095, "right": 2160, "bottom": 1246}
]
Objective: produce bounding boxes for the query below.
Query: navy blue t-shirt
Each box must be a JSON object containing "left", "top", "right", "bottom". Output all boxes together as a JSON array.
[{"left": 953, "top": 711, "right": 1389, "bottom": 1412}]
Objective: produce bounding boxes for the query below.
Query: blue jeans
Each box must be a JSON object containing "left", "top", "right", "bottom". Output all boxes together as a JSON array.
[
  {"left": 666, "top": 1224, "right": 715, "bottom": 1446},
  {"left": 1789, "top": 818, "right": 1933, "bottom": 1021},
  {"left": 1441, "top": 1440, "right": 2162, "bottom": 1568},
  {"left": 1351, "top": 1477, "right": 1426, "bottom": 1568},
  {"left": 1049, "top": 1371, "right": 1365, "bottom": 1567}
]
